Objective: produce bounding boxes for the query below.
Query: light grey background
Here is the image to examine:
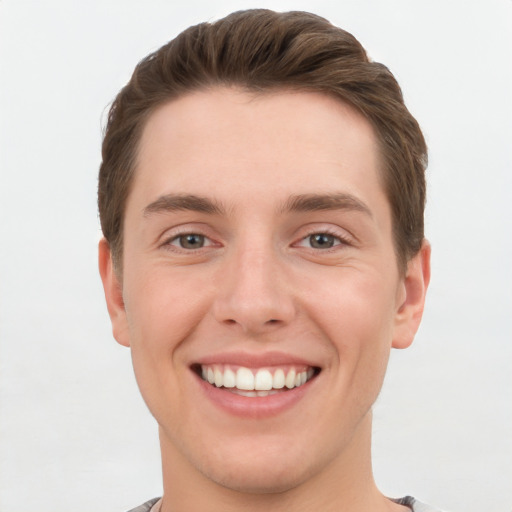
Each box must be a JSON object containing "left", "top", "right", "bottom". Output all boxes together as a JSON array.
[{"left": 1, "top": 1, "right": 511, "bottom": 511}]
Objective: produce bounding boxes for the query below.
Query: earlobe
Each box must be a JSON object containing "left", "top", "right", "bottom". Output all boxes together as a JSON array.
[
  {"left": 98, "top": 238, "right": 131, "bottom": 347},
  {"left": 392, "top": 240, "right": 431, "bottom": 349}
]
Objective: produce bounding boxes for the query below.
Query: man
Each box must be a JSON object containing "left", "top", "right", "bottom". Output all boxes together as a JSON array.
[{"left": 98, "top": 9, "right": 435, "bottom": 512}]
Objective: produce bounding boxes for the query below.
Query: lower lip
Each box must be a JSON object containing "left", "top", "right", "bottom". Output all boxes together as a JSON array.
[{"left": 194, "top": 372, "right": 317, "bottom": 419}]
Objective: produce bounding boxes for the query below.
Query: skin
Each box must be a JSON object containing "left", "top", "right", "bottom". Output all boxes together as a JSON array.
[{"left": 99, "top": 88, "right": 430, "bottom": 512}]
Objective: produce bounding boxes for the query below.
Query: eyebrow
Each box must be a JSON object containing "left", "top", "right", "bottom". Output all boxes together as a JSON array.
[
  {"left": 143, "top": 194, "right": 226, "bottom": 217},
  {"left": 281, "top": 193, "right": 372, "bottom": 217},
  {"left": 142, "top": 192, "right": 372, "bottom": 218}
]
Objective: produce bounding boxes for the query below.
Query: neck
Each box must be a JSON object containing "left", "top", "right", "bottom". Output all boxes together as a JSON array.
[{"left": 158, "top": 411, "right": 402, "bottom": 512}]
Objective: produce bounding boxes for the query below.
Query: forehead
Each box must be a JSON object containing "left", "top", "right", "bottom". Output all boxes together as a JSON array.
[{"left": 131, "top": 87, "right": 385, "bottom": 214}]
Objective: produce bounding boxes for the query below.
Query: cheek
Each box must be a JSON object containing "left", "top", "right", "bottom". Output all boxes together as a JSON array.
[
  {"left": 308, "top": 270, "right": 397, "bottom": 397},
  {"left": 312, "top": 270, "right": 398, "bottom": 346},
  {"left": 121, "top": 268, "right": 213, "bottom": 412},
  {"left": 123, "top": 267, "right": 211, "bottom": 348}
]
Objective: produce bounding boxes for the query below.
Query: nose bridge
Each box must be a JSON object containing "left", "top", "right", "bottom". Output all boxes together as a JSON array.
[{"left": 213, "top": 236, "right": 295, "bottom": 332}]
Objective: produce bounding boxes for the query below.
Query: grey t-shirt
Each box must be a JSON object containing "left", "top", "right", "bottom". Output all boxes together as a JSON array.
[
  {"left": 394, "top": 496, "right": 444, "bottom": 511},
  {"left": 126, "top": 498, "right": 160, "bottom": 512},
  {"left": 127, "top": 496, "right": 443, "bottom": 511}
]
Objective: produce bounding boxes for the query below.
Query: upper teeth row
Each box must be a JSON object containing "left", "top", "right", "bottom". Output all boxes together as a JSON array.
[{"left": 201, "top": 366, "right": 314, "bottom": 391}]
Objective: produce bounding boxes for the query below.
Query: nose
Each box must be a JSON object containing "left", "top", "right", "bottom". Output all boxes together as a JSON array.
[{"left": 212, "top": 244, "right": 296, "bottom": 334}]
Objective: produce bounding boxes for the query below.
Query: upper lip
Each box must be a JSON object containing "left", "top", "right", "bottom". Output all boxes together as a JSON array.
[{"left": 192, "top": 350, "right": 321, "bottom": 369}]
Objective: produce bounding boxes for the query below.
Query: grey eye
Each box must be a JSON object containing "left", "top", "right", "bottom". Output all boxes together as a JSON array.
[
  {"left": 178, "top": 234, "right": 205, "bottom": 249},
  {"left": 309, "top": 233, "right": 336, "bottom": 249}
]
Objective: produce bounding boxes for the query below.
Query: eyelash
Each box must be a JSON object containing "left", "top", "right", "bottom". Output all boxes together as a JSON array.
[
  {"left": 296, "top": 229, "right": 351, "bottom": 251},
  {"left": 162, "top": 231, "right": 216, "bottom": 251},
  {"left": 161, "top": 227, "right": 351, "bottom": 254}
]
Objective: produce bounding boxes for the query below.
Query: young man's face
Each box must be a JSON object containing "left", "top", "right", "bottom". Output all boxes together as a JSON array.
[{"left": 100, "top": 88, "right": 429, "bottom": 494}]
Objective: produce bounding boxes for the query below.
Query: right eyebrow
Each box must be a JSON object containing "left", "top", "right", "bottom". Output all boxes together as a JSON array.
[
  {"left": 143, "top": 194, "right": 226, "bottom": 217},
  {"left": 280, "top": 192, "right": 373, "bottom": 217}
]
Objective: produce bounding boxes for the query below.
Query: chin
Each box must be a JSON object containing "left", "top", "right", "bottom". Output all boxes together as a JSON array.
[
  {"left": 203, "top": 459, "right": 309, "bottom": 495},
  {"left": 192, "top": 435, "right": 330, "bottom": 496}
]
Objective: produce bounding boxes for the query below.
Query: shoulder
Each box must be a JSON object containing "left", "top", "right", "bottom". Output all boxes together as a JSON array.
[
  {"left": 127, "top": 496, "right": 446, "bottom": 512},
  {"left": 125, "top": 497, "right": 161, "bottom": 512},
  {"left": 394, "top": 496, "right": 446, "bottom": 512}
]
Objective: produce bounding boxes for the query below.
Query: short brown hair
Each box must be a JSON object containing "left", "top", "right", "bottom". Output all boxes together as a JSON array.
[{"left": 98, "top": 9, "right": 427, "bottom": 272}]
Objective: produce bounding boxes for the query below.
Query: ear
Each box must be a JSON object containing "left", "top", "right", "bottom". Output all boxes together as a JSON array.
[
  {"left": 98, "top": 238, "right": 131, "bottom": 347},
  {"left": 392, "top": 240, "right": 431, "bottom": 349}
]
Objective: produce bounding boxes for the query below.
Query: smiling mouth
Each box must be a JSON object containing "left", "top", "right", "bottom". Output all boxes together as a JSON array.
[{"left": 193, "top": 364, "right": 320, "bottom": 397}]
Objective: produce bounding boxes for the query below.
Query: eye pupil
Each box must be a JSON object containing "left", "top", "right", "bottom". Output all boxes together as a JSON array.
[
  {"left": 179, "top": 234, "right": 205, "bottom": 249},
  {"left": 309, "top": 233, "right": 335, "bottom": 249}
]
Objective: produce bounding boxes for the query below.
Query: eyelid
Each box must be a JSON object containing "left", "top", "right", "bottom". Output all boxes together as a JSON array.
[
  {"left": 158, "top": 224, "right": 221, "bottom": 250},
  {"left": 295, "top": 233, "right": 345, "bottom": 248},
  {"left": 292, "top": 222, "right": 358, "bottom": 257},
  {"left": 168, "top": 233, "right": 215, "bottom": 248},
  {"left": 298, "top": 222, "right": 355, "bottom": 244}
]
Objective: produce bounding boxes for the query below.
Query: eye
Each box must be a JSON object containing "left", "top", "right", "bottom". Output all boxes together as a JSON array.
[
  {"left": 298, "top": 232, "right": 345, "bottom": 250},
  {"left": 308, "top": 233, "right": 339, "bottom": 249},
  {"left": 169, "top": 233, "right": 211, "bottom": 249}
]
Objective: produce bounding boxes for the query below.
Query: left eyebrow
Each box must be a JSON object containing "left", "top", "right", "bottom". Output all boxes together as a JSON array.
[
  {"left": 143, "top": 194, "right": 226, "bottom": 217},
  {"left": 280, "top": 193, "right": 373, "bottom": 217}
]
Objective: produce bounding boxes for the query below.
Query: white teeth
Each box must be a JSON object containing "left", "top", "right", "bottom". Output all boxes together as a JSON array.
[
  {"left": 233, "top": 389, "right": 280, "bottom": 397},
  {"left": 236, "top": 367, "right": 255, "bottom": 390},
  {"left": 236, "top": 390, "right": 258, "bottom": 397},
  {"left": 273, "top": 368, "right": 285, "bottom": 389},
  {"left": 223, "top": 368, "right": 236, "bottom": 388},
  {"left": 254, "top": 369, "right": 273, "bottom": 391},
  {"left": 285, "top": 369, "right": 296, "bottom": 389},
  {"left": 214, "top": 368, "right": 223, "bottom": 387},
  {"left": 200, "top": 365, "right": 316, "bottom": 392},
  {"left": 257, "top": 390, "right": 279, "bottom": 397}
]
